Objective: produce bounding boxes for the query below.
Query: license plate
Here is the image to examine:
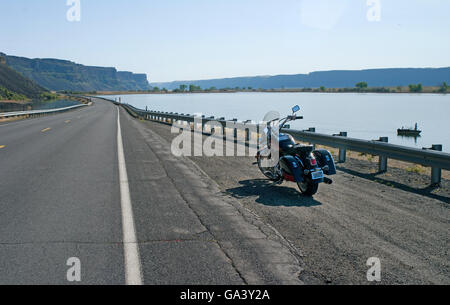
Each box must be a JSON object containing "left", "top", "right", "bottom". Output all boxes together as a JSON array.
[{"left": 311, "top": 170, "right": 324, "bottom": 180}]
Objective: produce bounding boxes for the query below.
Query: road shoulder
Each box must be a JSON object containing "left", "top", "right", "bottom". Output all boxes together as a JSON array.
[{"left": 120, "top": 107, "right": 312, "bottom": 284}]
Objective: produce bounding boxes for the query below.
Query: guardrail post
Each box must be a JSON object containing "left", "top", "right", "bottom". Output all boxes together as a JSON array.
[
  {"left": 219, "top": 117, "right": 226, "bottom": 140},
  {"left": 201, "top": 115, "right": 205, "bottom": 131},
  {"left": 378, "top": 137, "right": 389, "bottom": 172},
  {"left": 431, "top": 144, "right": 443, "bottom": 186},
  {"left": 308, "top": 128, "right": 316, "bottom": 149},
  {"left": 232, "top": 119, "right": 238, "bottom": 142},
  {"left": 338, "top": 132, "right": 347, "bottom": 163},
  {"left": 244, "top": 120, "right": 251, "bottom": 144},
  {"left": 204, "top": 116, "right": 214, "bottom": 133}
]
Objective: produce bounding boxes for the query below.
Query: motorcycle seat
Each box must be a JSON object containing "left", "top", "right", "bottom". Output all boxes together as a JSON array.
[
  {"left": 282, "top": 144, "right": 313, "bottom": 155},
  {"left": 293, "top": 144, "right": 314, "bottom": 155}
]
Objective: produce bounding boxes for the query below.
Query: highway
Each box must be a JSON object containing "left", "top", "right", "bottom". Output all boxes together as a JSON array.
[{"left": 0, "top": 99, "right": 304, "bottom": 284}]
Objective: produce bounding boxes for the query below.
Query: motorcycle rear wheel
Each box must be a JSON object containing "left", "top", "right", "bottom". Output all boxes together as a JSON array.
[{"left": 297, "top": 180, "right": 319, "bottom": 196}]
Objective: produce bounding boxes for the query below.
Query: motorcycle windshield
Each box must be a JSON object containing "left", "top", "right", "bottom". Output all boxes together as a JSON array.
[
  {"left": 260, "top": 111, "right": 281, "bottom": 167},
  {"left": 263, "top": 111, "right": 280, "bottom": 123},
  {"left": 261, "top": 111, "right": 280, "bottom": 146}
]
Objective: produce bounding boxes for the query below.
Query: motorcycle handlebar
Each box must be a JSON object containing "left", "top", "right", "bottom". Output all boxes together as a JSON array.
[
  {"left": 265, "top": 115, "right": 303, "bottom": 130},
  {"left": 288, "top": 115, "right": 303, "bottom": 120}
]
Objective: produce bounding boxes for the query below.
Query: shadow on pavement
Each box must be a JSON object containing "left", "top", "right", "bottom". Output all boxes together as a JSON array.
[{"left": 225, "top": 179, "right": 322, "bottom": 207}]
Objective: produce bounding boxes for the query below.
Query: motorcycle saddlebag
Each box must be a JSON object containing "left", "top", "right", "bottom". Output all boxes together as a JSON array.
[
  {"left": 313, "top": 149, "right": 337, "bottom": 175},
  {"left": 279, "top": 155, "right": 304, "bottom": 182}
]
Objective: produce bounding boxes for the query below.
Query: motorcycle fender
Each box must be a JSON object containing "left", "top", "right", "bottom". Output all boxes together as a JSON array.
[
  {"left": 280, "top": 156, "right": 304, "bottom": 182},
  {"left": 313, "top": 149, "right": 337, "bottom": 175}
]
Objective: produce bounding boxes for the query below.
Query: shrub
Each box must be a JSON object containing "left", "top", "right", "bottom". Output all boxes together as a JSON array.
[{"left": 408, "top": 83, "right": 423, "bottom": 93}]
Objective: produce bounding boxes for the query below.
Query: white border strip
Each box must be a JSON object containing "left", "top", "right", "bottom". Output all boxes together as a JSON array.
[{"left": 117, "top": 107, "right": 143, "bottom": 285}]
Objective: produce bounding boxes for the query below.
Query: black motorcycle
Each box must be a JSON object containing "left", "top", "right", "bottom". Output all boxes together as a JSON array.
[{"left": 256, "top": 105, "right": 336, "bottom": 196}]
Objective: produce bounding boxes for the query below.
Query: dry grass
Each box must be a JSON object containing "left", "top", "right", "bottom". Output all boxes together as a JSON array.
[{"left": 0, "top": 115, "right": 27, "bottom": 123}]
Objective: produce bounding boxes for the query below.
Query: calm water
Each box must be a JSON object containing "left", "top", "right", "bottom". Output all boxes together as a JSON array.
[
  {"left": 101, "top": 92, "right": 450, "bottom": 152},
  {"left": 32, "top": 99, "right": 80, "bottom": 110}
]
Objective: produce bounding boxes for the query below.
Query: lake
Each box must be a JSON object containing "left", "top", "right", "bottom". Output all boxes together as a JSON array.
[
  {"left": 100, "top": 92, "right": 450, "bottom": 152},
  {"left": 32, "top": 99, "right": 80, "bottom": 110}
]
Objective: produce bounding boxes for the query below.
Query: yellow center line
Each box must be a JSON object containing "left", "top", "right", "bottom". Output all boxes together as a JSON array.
[
  {"left": 41, "top": 128, "right": 51, "bottom": 133},
  {"left": 0, "top": 145, "right": 5, "bottom": 149}
]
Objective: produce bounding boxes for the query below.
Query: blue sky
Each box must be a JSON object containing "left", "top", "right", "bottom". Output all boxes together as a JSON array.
[{"left": 1, "top": 0, "right": 449, "bottom": 82}]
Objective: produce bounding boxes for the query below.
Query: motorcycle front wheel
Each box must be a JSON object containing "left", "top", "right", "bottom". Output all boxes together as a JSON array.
[
  {"left": 257, "top": 154, "right": 280, "bottom": 181},
  {"left": 297, "top": 180, "right": 319, "bottom": 196}
]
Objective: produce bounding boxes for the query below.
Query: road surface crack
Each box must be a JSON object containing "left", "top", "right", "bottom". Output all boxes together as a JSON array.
[{"left": 132, "top": 120, "right": 249, "bottom": 284}]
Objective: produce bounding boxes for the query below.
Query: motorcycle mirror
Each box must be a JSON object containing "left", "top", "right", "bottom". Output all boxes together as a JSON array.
[{"left": 292, "top": 105, "right": 300, "bottom": 113}]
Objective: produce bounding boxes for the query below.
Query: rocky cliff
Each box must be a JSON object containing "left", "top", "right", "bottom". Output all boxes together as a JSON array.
[
  {"left": 0, "top": 53, "right": 47, "bottom": 100},
  {"left": 152, "top": 68, "right": 450, "bottom": 90},
  {"left": 1, "top": 53, "right": 150, "bottom": 92}
]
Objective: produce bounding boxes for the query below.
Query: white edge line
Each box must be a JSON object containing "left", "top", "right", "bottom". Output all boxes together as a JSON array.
[{"left": 117, "top": 107, "right": 143, "bottom": 285}]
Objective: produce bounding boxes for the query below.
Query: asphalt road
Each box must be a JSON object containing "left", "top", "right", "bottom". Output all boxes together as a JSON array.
[{"left": 0, "top": 99, "right": 305, "bottom": 284}]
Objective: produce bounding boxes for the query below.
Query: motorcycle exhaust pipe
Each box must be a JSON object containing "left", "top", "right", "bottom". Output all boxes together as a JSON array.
[
  {"left": 264, "top": 171, "right": 276, "bottom": 180},
  {"left": 323, "top": 177, "right": 333, "bottom": 185}
]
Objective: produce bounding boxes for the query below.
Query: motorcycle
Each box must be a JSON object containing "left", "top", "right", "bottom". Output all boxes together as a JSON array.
[{"left": 256, "top": 105, "right": 336, "bottom": 196}]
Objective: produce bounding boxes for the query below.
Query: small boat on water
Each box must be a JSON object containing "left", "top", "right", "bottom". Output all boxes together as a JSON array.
[{"left": 397, "top": 123, "right": 421, "bottom": 136}]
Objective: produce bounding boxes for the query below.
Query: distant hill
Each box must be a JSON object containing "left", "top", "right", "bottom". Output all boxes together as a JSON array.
[
  {"left": 151, "top": 67, "right": 450, "bottom": 90},
  {"left": 0, "top": 54, "right": 46, "bottom": 100},
  {"left": 1, "top": 52, "right": 151, "bottom": 92}
]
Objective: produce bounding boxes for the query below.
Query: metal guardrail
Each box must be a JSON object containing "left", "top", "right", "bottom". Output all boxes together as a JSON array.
[
  {"left": 98, "top": 97, "right": 450, "bottom": 186},
  {"left": 0, "top": 103, "right": 89, "bottom": 119}
]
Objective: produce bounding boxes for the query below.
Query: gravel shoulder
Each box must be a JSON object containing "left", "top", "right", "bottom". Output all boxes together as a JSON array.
[{"left": 136, "top": 118, "right": 449, "bottom": 285}]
